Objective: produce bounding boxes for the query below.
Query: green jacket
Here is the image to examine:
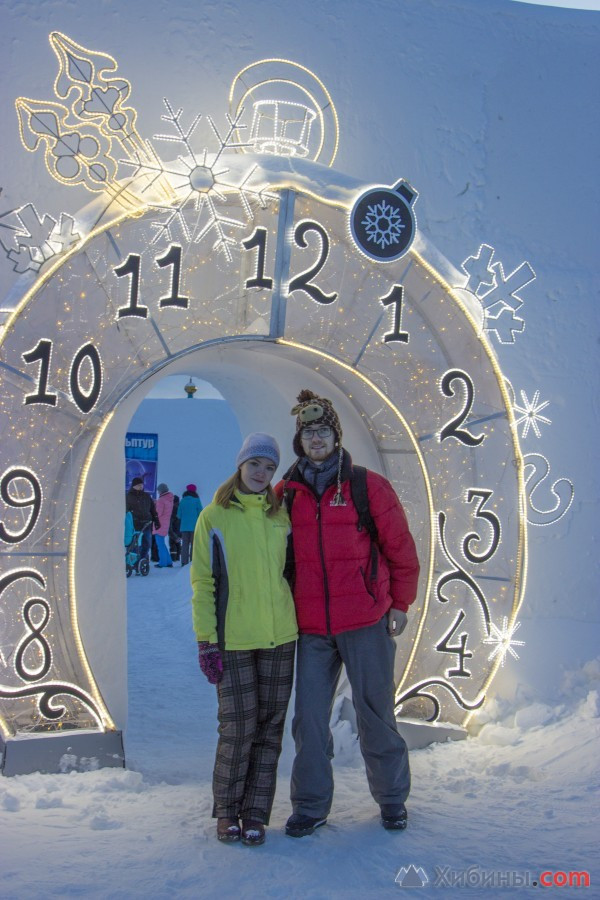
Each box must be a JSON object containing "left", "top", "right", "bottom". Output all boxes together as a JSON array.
[{"left": 190, "top": 490, "right": 298, "bottom": 651}]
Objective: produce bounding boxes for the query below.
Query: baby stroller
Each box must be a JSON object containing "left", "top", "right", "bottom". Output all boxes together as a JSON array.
[{"left": 125, "top": 511, "right": 151, "bottom": 577}]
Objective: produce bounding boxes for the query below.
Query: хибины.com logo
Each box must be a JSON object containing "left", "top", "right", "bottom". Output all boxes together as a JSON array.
[{"left": 395, "top": 865, "right": 591, "bottom": 889}]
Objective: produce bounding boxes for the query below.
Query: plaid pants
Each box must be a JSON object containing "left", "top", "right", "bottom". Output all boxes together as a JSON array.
[{"left": 213, "top": 641, "right": 295, "bottom": 823}]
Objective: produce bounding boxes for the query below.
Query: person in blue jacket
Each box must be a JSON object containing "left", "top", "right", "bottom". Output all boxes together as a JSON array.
[{"left": 178, "top": 483, "right": 203, "bottom": 566}]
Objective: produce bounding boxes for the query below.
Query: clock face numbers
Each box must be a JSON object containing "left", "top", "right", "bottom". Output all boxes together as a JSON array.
[
  {"left": 288, "top": 220, "right": 338, "bottom": 305},
  {"left": 114, "top": 245, "right": 190, "bottom": 319},
  {"left": 439, "top": 370, "right": 485, "bottom": 447},
  {"left": 0, "top": 468, "right": 42, "bottom": 543},
  {"left": 241, "top": 228, "right": 274, "bottom": 291},
  {"left": 0, "top": 179, "right": 525, "bottom": 736}
]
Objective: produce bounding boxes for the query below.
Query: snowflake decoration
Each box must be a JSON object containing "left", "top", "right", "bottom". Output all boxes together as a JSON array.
[
  {"left": 484, "top": 305, "right": 525, "bottom": 345},
  {"left": 461, "top": 243, "right": 495, "bottom": 295},
  {"left": 361, "top": 200, "right": 406, "bottom": 249},
  {"left": 459, "top": 243, "right": 535, "bottom": 345},
  {"left": 121, "top": 98, "right": 277, "bottom": 261},
  {"left": 483, "top": 617, "right": 525, "bottom": 666},
  {"left": 513, "top": 389, "right": 551, "bottom": 439},
  {"left": 1, "top": 201, "right": 81, "bottom": 274}
]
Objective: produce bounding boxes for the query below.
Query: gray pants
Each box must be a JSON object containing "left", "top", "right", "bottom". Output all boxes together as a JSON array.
[
  {"left": 291, "top": 617, "right": 410, "bottom": 818},
  {"left": 180, "top": 532, "right": 193, "bottom": 566}
]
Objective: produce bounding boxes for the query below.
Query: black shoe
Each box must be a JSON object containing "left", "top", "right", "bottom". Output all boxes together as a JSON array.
[
  {"left": 381, "top": 803, "right": 408, "bottom": 830},
  {"left": 285, "top": 813, "right": 327, "bottom": 838}
]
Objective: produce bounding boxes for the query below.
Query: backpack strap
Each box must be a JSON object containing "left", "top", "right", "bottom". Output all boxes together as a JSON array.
[
  {"left": 283, "top": 485, "right": 296, "bottom": 515},
  {"left": 350, "top": 466, "right": 377, "bottom": 540},
  {"left": 350, "top": 466, "right": 379, "bottom": 580}
]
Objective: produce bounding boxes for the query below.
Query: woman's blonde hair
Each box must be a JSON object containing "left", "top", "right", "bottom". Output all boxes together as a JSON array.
[{"left": 214, "top": 470, "right": 281, "bottom": 516}]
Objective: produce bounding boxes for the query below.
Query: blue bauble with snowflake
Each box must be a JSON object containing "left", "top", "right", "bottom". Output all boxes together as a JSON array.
[{"left": 350, "top": 179, "right": 418, "bottom": 262}]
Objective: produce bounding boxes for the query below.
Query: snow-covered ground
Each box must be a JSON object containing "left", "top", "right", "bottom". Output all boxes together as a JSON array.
[{"left": 1, "top": 567, "right": 598, "bottom": 898}]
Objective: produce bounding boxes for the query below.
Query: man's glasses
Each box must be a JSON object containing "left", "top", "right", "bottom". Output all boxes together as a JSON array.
[{"left": 301, "top": 425, "right": 333, "bottom": 439}]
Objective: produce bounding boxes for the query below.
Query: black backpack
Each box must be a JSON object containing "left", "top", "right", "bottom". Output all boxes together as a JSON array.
[{"left": 284, "top": 465, "right": 380, "bottom": 578}]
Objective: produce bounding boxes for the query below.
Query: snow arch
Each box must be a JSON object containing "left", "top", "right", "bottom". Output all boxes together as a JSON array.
[{"left": 0, "top": 159, "right": 525, "bottom": 773}]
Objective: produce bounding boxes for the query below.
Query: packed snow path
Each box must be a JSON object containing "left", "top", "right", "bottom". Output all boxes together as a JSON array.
[{"left": 0, "top": 566, "right": 598, "bottom": 898}]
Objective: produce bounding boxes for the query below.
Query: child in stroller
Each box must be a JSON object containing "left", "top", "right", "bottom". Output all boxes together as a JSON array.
[{"left": 124, "top": 511, "right": 151, "bottom": 577}]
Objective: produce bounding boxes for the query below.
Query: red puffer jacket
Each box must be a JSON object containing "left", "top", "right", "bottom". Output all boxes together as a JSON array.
[{"left": 276, "top": 455, "right": 420, "bottom": 635}]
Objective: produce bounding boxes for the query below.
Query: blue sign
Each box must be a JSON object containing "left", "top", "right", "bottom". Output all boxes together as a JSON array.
[{"left": 125, "top": 432, "right": 158, "bottom": 494}]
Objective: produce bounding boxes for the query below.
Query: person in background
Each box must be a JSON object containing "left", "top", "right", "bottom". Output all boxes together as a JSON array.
[
  {"left": 191, "top": 434, "right": 297, "bottom": 846},
  {"left": 277, "top": 389, "right": 420, "bottom": 837},
  {"left": 153, "top": 483, "right": 174, "bottom": 568},
  {"left": 125, "top": 476, "right": 159, "bottom": 564},
  {"left": 169, "top": 493, "right": 182, "bottom": 563},
  {"left": 178, "top": 483, "right": 203, "bottom": 566}
]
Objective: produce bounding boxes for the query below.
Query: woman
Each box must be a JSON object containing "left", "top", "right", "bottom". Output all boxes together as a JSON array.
[
  {"left": 153, "top": 483, "right": 174, "bottom": 568},
  {"left": 190, "top": 433, "right": 297, "bottom": 846}
]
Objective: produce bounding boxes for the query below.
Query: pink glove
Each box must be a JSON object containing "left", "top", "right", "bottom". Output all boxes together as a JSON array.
[{"left": 198, "top": 641, "right": 223, "bottom": 684}]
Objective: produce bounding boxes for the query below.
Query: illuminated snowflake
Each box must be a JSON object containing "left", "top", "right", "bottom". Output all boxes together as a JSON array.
[
  {"left": 458, "top": 244, "right": 535, "bottom": 345},
  {"left": 361, "top": 200, "right": 406, "bottom": 249},
  {"left": 121, "top": 99, "right": 276, "bottom": 261},
  {"left": 483, "top": 617, "right": 525, "bottom": 666},
  {"left": 1, "top": 200, "right": 80, "bottom": 274},
  {"left": 513, "top": 389, "right": 551, "bottom": 439},
  {"left": 484, "top": 305, "right": 525, "bottom": 345}
]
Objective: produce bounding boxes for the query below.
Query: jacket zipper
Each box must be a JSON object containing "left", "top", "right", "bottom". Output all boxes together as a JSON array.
[
  {"left": 360, "top": 566, "right": 377, "bottom": 605},
  {"left": 316, "top": 499, "right": 332, "bottom": 634}
]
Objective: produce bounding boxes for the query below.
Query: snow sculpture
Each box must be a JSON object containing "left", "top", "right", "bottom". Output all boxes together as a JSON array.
[{"left": 0, "top": 34, "right": 571, "bottom": 775}]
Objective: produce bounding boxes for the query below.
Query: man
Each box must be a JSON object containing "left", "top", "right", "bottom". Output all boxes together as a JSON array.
[
  {"left": 125, "top": 476, "right": 159, "bottom": 564},
  {"left": 277, "top": 389, "right": 420, "bottom": 837}
]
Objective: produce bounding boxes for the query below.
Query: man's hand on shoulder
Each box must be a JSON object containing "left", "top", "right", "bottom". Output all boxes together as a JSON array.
[{"left": 386, "top": 609, "right": 408, "bottom": 636}]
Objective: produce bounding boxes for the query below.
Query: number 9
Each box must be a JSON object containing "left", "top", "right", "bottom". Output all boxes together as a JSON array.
[{"left": 0, "top": 468, "right": 42, "bottom": 544}]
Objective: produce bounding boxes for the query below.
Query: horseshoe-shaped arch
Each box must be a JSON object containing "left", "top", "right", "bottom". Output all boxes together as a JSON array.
[{"left": 0, "top": 159, "right": 526, "bottom": 774}]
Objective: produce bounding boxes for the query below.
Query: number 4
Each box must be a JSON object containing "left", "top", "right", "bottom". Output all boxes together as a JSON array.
[{"left": 436, "top": 611, "right": 473, "bottom": 678}]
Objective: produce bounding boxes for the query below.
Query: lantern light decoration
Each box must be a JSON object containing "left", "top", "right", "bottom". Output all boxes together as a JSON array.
[{"left": 0, "top": 35, "right": 574, "bottom": 775}]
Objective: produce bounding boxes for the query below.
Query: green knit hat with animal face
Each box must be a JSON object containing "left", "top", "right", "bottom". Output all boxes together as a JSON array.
[{"left": 291, "top": 389, "right": 342, "bottom": 457}]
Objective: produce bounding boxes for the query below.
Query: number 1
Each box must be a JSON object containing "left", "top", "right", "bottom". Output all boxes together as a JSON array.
[{"left": 380, "top": 285, "right": 409, "bottom": 343}]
